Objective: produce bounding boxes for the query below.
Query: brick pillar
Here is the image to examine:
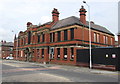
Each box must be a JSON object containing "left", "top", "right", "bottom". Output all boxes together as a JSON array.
[
  {"left": 31, "top": 35, "right": 33, "bottom": 44},
  {"left": 45, "top": 33, "right": 47, "bottom": 43},
  {"left": 118, "top": 34, "right": 120, "bottom": 46},
  {"left": 34, "top": 49, "right": 37, "bottom": 62},
  {"left": 23, "top": 50, "right": 25, "bottom": 61},
  {"left": 61, "top": 31, "right": 64, "bottom": 41},
  {"left": 54, "top": 48, "right": 57, "bottom": 61},
  {"left": 74, "top": 28, "right": 77, "bottom": 39},
  {"left": 39, "top": 49, "right": 42, "bottom": 59},
  {"left": 100, "top": 35, "right": 103, "bottom": 44},
  {"left": 91, "top": 31, "right": 94, "bottom": 43},
  {"left": 68, "top": 30, "right": 71, "bottom": 40},
  {"left": 74, "top": 47, "right": 77, "bottom": 64},
  {"left": 44, "top": 48, "right": 49, "bottom": 63},
  {"left": 35, "top": 34, "right": 37, "bottom": 44},
  {"left": 67, "top": 48, "right": 70, "bottom": 62},
  {"left": 40, "top": 35, "right": 42, "bottom": 43},
  {"left": 45, "top": 33, "right": 49, "bottom": 43},
  {"left": 26, "top": 37, "right": 28, "bottom": 44},
  {"left": 60, "top": 48, "right": 64, "bottom": 60}
]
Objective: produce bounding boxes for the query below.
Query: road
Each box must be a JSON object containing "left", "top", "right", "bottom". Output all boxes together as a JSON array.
[{"left": 1, "top": 60, "right": 119, "bottom": 83}]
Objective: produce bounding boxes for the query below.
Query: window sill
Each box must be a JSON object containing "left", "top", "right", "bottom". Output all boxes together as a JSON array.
[
  {"left": 57, "top": 58, "right": 60, "bottom": 60},
  {"left": 63, "top": 59, "right": 67, "bottom": 61},
  {"left": 70, "top": 59, "right": 74, "bottom": 61},
  {"left": 50, "top": 58, "right": 54, "bottom": 60}
]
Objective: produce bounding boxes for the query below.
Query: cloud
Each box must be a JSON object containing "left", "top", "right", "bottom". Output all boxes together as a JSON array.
[
  {"left": 0, "top": 0, "right": 118, "bottom": 42},
  {"left": 40, "top": 16, "right": 51, "bottom": 24}
]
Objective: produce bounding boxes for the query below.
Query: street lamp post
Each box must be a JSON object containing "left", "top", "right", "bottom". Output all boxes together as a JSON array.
[{"left": 83, "top": 1, "right": 92, "bottom": 69}]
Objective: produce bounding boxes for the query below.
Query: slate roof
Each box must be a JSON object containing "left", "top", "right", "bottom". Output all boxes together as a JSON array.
[
  {"left": 86, "top": 21, "right": 113, "bottom": 35},
  {"left": 51, "top": 16, "right": 114, "bottom": 36},
  {"left": 51, "top": 16, "right": 83, "bottom": 30}
]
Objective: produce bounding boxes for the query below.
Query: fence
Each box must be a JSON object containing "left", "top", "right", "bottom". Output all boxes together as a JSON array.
[{"left": 77, "top": 47, "right": 120, "bottom": 71}]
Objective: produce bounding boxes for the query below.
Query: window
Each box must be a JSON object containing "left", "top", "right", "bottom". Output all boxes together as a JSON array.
[
  {"left": 103, "top": 36, "right": 108, "bottom": 44},
  {"left": 50, "top": 33, "right": 52, "bottom": 42},
  {"left": 42, "top": 49, "right": 44, "bottom": 58},
  {"left": 28, "top": 31, "right": 31, "bottom": 44},
  {"left": 70, "top": 28, "right": 74, "bottom": 40},
  {"left": 42, "top": 34, "right": 44, "bottom": 42},
  {"left": 50, "top": 32, "right": 55, "bottom": 42},
  {"left": 64, "top": 48, "right": 67, "bottom": 59},
  {"left": 53, "top": 32, "right": 55, "bottom": 42},
  {"left": 57, "top": 31, "right": 61, "bottom": 41},
  {"left": 38, "top": 35, "right": 40, "bottom": 43},
  {"left": 50, "top": 47, "right": 54, "bottom": 59},
  {"left": 32, "top": 49, "right": 34, "bottom": 56},
  {"left": 97, "top": 34, "right": 100, "bottom": 43},
  {"left": 21, "top": 50, "right": 23, "bottom": 57},
  {"left": 70, "top": 48, "right": 74, "bottom": 59},
  {"left": 48, "top": 47, "right": 49, "bottom": 54},
  {"left": 57, "top": 48, "right": 60, "bottom": 59},
  {"left": 18, "top": 50, "right": 19, "bottom": 57},
  {"left": 64, "top": 30, "right": 68, "bottom": 41},
  {"left": 94, "top": 33, "right": 97, "bottom": 42},
  {"left": 106, "top": 36, "right": 108, "bottom": 44}
]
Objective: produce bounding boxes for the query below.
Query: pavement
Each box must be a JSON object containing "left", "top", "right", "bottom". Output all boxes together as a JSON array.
[
  {"left": 2, "top": 59, "right": 119, "bottom": 82},
  {"left": 3, "top": 60, "right": 118, "bottom": 76}
]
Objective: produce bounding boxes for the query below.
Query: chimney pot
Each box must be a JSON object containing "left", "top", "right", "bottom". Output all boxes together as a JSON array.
[
  {"left": 79, "top": 6, "right": 87, "bottom": 25},
  {"left": 52, "top": 8, "right": 59, "bottom": 22},
  {"left": 27, "top": 22, "right": 32, "bottom": 27}
]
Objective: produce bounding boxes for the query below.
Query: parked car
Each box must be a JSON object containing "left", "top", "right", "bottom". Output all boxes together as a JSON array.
[{"left": 6, "top": 56, "right": 13, "bottom": 60}]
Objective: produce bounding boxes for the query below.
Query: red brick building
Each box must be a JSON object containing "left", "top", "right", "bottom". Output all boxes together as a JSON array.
[
  {"left": 0, "top": 40, "right": 13, "bottom": 59},
  {"left": 118, "top": 33, "right": 120, "bottom": 47},
  {"left": 13, "top": 6, "right": 115, "bottom": 65}
]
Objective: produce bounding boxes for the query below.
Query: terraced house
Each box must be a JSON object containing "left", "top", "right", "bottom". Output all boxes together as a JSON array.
[{"left": 13, "top": 6, "right": 115, "bottom": 65}]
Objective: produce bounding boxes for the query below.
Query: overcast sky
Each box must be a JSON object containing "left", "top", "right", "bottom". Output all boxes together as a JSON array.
[{"left": 0, "top": 0, "right": 119, "bottom": 42}]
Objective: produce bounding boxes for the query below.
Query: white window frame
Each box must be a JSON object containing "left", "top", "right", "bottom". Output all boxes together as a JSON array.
[
  {"left": 94, "top": 33, "right": 97, "bottom": 42},
  {"left": 106, "top": 36, "right": 108, "bottom": 44},
  {"left": 21, "top": 50, "right": 23, "bottom": 57}
]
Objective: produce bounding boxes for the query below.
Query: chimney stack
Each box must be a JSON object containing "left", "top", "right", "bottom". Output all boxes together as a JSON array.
[
  {"left": 79, "top": 6, "right": 87, "bottom": 25},
  {"left": 52, "top": 8, "right": 59, "bottom": 22},
  {"left": 27, "top": 22, "right": 32, "bottom": 27}
]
